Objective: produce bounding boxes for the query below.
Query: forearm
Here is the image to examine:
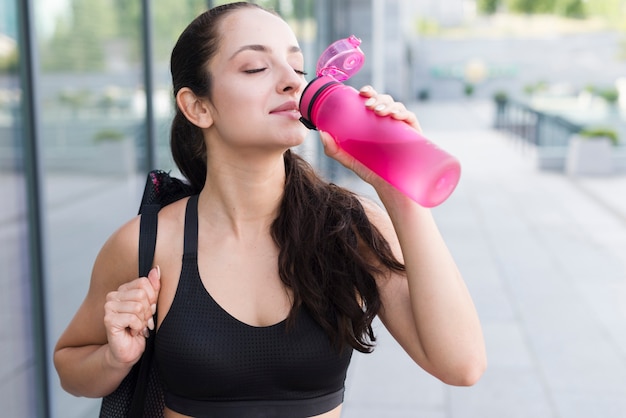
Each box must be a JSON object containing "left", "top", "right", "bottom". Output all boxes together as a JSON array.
[
  {"left": 54, "top": 344, "right": 133, "bottom": 398},
  {"left": 378, "top": 187, "right": 486, "bottom": 384}
]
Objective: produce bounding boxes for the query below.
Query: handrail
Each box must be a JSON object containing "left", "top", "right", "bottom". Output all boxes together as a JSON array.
[{"left": 494, "top": 98, "right": 583, "bottom": 147}]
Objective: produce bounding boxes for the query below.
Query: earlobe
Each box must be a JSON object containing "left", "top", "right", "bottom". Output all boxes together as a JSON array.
[{"left": 176, "top": 87, "right": 213, "bottom": 128}]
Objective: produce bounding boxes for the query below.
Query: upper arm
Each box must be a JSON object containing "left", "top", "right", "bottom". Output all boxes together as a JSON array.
[
  {"left": 359, "top": 197, "right": 429, "bottom": 367},
  {"left": 54, "top": 216, "right": 141, "bottom": 352}
]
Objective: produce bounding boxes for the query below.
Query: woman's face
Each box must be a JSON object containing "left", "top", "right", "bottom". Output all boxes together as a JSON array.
[{"left": 205, "top": 8, "right": 308, "bottom": 153}]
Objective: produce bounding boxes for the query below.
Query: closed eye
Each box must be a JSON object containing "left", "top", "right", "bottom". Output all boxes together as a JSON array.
[{"left": 244, "top": 68, "right": 307, "bottom": 76}]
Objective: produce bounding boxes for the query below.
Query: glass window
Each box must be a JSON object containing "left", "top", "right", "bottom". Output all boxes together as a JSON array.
[
  {"left": 152, "top": 0, "right": 208, "bottom": 171},
  {"left": 36, "top": 0, "right": 146, "bottom": 416},
  {"left": 0, "top": 0, "right": 39, "bottom": 415}
]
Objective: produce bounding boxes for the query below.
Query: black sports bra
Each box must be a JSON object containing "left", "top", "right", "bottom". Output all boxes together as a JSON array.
[{"left": 155, "top": 195, "right": 353, "bottom": 417}]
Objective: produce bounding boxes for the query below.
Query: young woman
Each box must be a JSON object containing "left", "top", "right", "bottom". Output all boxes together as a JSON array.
[{"left": 54, "top": 2, "right": 486, "bottom": 417}]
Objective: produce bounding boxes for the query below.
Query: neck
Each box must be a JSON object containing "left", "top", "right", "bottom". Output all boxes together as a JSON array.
[{"left": 198, "top": 152, "right": 286, "bottom": 237}]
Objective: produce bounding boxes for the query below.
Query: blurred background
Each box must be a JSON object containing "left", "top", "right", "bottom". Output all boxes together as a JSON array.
[{"left": 1, "top": 0, "right": 625, "bottom": 417}]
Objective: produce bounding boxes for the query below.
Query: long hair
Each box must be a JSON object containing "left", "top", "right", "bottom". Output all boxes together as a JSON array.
[{"left": 169, "top": 2, "right": 405, "bottom": 353}]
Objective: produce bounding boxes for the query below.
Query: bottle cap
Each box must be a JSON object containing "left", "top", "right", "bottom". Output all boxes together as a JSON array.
[{"left": 316, "top": 35, "right": 365, "bottom": 82}]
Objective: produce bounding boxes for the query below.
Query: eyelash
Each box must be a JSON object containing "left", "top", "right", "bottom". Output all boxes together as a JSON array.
[{"left": 244, "top": 68, "right": 308, "bottom": 76}]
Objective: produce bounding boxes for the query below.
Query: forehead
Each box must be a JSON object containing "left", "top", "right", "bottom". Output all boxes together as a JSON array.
[{"left": 218, "top": 8, "right": 299, "bottom": 54}]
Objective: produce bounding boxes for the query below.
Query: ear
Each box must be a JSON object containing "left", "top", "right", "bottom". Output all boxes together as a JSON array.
[{"left": 176, "top": 87, "right": 213, "bottom": 128}]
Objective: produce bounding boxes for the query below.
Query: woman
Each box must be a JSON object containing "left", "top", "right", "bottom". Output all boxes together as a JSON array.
[{"left": 54, "top": 2, "right": 486, "bottom": 417}]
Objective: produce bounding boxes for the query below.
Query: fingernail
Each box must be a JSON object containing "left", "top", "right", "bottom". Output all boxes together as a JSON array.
[
  {"left": 143, "top": 327, "right": 150, "bottom": 338},
  {"left": 361, "top": 85, "right": 372, "bottom": 92},
  {"left": 364, "top": 98, "right": 375, "bottom": 106},
  {"left": 151, "top": 304, "right": 157, "bottom": 315},
  {"left": 375, "top": 104, "right": 386, "bottom": 111},
  {"left": 148, "top": 317, "right": 155, "bottom": 331},
  {"left": 156, "top": 265, "right": 161, "bottom": 278}
]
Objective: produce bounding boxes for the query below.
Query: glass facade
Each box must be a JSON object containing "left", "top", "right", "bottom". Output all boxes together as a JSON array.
[
  {"left": 0, "top": 0, "right": 334, "bottom": 416},
  {"left": 1, "top": 0, "right": 48, "bottom": 416}
]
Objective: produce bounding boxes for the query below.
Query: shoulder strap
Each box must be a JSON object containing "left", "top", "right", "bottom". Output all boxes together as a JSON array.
[
  {"left": 129, "top": 203, "right": 159, "bottom": 418},
  {"left": 183, "top": 195, "right": 199, "bottom": 255},
  {"left": 138, "top": 204, "right": 160, "bottom": 277}
]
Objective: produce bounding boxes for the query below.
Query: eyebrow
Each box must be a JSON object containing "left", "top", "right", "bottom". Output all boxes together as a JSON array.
[{"left": 230, "top": 44, "right": 302, "bottom": 59}]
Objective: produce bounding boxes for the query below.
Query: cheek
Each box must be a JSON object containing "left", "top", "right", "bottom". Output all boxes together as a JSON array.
[{"left": 212, "top": 86, "right": 263, "bottom": 124}]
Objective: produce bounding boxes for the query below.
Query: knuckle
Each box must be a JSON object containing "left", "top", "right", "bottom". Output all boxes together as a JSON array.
[{"left": 130, "top": 302, "right": 144, "bottom": 315}]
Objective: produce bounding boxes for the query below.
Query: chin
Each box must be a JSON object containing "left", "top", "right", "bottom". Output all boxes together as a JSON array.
[{"left": 283, "top": 126, "right": 308, "bottom": 147}]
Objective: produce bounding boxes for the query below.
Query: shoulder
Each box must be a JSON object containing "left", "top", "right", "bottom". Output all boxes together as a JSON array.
[
  {"left": 357, "top": 195, "right": 393, "bottom": 230},
  {"left": 92, "top": 196, "right": 190, "bottom": 291},
  {"left": 153, "top": 196, "right": 190, "bottom": 265},
  {"left": 91, "top": 215, "right": 142, "bottom": 292},
  {"left": 355, "top": 194, "right": 403, "bottom": 262}
]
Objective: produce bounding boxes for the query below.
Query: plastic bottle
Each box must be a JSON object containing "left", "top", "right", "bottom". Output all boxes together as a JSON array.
[{"left": 299, "top": 35, "right": 461, "bottom": 208}]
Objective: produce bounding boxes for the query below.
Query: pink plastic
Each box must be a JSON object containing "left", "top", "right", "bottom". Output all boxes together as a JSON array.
[
  {"left": 316, "top": 35, "right": 365, "bottom": 81},
  {"left": 300, "top": 37, "right": 461, "bottom": 207}
]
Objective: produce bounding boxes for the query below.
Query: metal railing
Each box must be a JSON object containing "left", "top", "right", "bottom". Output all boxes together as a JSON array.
[{"left": 494, "top": 98, "right": 583, "bottom": 147}]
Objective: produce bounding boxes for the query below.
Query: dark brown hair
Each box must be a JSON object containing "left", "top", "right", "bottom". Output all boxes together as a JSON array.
[{"left": 169, "top": 2, "right": 405, "bottom": 353}]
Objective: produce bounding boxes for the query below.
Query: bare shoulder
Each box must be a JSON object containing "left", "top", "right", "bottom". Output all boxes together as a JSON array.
[
  {"left": 152, "top": 196, "right": 189, "bottom": 263},
  {"left": 357, "top": 195, "right": 394, "bottom": 233},
  {"left": 355, "top": 194, "right": 404, "bottom": 267},
  {"left": 92, "top": 194, "right": 187, "bottom": 292},
  {"left": 92, "top": 196, "right": 188, "bottom": 292},
  {"left": 90, "top": 215, "right": 142, "bottom": 293}
]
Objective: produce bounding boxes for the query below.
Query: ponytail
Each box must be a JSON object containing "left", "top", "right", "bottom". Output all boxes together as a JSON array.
[{"left": 170, "top": 110, "right": 206, "bottom": 193}]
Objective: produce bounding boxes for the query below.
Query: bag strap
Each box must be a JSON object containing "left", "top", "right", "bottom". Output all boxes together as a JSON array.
[
  {"left": 129, "top": 203, "right": 160, "bottom": 418},
  {"left": 138, "top": 204, "right": 160, "bottom": 277}
]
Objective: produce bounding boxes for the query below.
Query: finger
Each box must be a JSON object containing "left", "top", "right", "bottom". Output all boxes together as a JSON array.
[
  {"left": 395, "top": 111, "right": 422, "bottom": 132},
  {"left": 359, "top": 85, "right": 376, "bottom": 98},
  {"left": 361, "top": 93, "right": 423, "bottom": 132},
  {"left": 320, "top": 131, "right": 354, "bottom": 168},
  {"left": 117, "top": 276, "right": 158, "bottom": 308},
  {"left": 319, "top": 131, "right": 376, "bottom": 183},
  {"left": 106, "top": 292, "right": 154, "bottom": 328},
  {"left": 147, "top": 266, "right": 161, "bottom": 296},
  {"left": 104, "top": 306, "right": 148, "bottom": 337},
  {"left": 319, "top": 131, "right": 338, "bottom": 156},
  {"left": 363, "top": 93, "right": 394, "bottom": 111}
]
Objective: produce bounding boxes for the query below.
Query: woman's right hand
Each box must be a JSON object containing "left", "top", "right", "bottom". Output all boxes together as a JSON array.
[{"left": 103, "top": 266, "right": 161, "bottom": 369}]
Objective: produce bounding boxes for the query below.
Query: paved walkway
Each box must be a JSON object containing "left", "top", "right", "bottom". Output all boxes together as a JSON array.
[{"left": 340, "top": 101, "right": 626, "bottom": 418}]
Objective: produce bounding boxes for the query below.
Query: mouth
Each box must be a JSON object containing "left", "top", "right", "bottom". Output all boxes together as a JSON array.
[{"left": 270, "top": 101, "right": 301, "bottom": 119}]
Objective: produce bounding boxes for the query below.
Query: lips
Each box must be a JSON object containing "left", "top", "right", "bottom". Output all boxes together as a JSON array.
[{"left": 270, "top": 101, "right": 300, "bottom": 115}]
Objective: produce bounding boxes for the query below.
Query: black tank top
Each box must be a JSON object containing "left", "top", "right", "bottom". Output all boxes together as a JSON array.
[{"left": 155, "top": 195, "right": 353, "bottom": 417}]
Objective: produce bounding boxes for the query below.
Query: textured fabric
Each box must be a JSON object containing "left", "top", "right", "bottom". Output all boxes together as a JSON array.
[{"left": 155, "top": 195, "right": 353, "bottom": 417}]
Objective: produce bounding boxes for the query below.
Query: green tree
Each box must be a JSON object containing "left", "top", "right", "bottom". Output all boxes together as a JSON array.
[
  {"left": 151, "top": 0, "right": 209, "bottom": 62},
  {"left": 478, "top": 0, "right": 502, "bottom": 14},
  {"left": 560, "top": 0, "right": 586, "bottom": 18},
  {"left": 41, "top": 0, "right": 118, "bottom": 72},
  {"left": 507, "top": 0, "right": 556, "bottom": 14}
]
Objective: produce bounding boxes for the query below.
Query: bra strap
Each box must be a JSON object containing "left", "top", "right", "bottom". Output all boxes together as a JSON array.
[{"left": 183, "top": 195, "right": 199, "bottom": 255}]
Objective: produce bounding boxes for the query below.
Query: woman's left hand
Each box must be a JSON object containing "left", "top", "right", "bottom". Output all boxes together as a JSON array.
[{"left": 319, "top": 85, "right": 421, "bottom": 186}]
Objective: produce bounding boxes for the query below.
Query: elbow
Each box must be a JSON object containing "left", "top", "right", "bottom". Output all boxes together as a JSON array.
[
  {"left": 53, "top": 349, "right": 78, "bottom": 397},
  {"left": 441, "top": 356, "right": 487, "bottom": 387}
]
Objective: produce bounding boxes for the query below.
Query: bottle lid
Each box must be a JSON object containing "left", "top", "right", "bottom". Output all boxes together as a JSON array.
[{"left": 316, "top": 35, "right": 365, "bottom": 82}]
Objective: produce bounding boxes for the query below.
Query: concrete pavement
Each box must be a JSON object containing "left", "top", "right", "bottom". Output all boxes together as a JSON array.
[{"left": 340, "top": 100, "right": 626, "bottom": 418}]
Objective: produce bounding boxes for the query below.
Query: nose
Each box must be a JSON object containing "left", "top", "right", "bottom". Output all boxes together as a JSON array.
[{"left": 277, "top": 64, "right": 305, "bottom": 95}]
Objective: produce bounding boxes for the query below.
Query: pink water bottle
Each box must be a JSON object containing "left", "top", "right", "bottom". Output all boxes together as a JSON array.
[{"left": 299, "top": 35, "right": 461, "bottom": 207}]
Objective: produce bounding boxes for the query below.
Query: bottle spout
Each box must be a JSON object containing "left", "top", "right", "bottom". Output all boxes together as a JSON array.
[{"left": 316, "top": 35, "right": 365, "bottom": 82}]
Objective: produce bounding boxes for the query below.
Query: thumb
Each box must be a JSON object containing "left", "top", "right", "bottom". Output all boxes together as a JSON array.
[
  {"left": 319, "top": 131, "right": 340, "bottom": 158},
  {"left": 148, "top": 265, "right": 161, "bottom": 293},
  {"left": 320, "top": 131, "right": 356, "bottom": 170}
]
